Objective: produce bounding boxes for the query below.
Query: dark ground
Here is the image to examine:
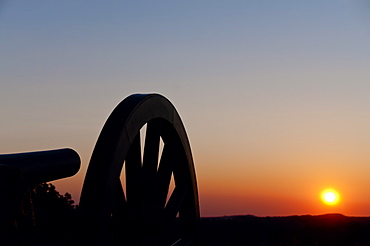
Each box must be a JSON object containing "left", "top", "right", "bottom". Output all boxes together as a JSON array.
[
  {"left": 8, "top": 184, "right": 370, "bottom": 245},
  {"left": 5, "top": 207, "right": 370, "bottom": 245},
  {"left": 194, "top": 213, "right": 370, "bottom": 246}
]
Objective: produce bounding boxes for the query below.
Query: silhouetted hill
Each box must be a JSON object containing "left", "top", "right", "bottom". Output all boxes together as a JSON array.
[
  {"left": 195, "top": 214, "right": 370, "bottom": 245},
  {"left": 6, "top": 183, "right": 370, "bottom": 246}
]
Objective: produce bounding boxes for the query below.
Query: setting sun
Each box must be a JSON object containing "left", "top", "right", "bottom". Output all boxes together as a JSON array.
[{"left": 321, "top": 189, "right": 340, "bottom": 205}]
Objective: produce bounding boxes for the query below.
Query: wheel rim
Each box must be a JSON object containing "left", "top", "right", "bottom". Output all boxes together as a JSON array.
[{"left": 79, "top": 94, "right": 199, "bottom": 245}]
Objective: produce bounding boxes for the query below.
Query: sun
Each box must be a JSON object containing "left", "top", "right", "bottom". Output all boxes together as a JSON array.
[{"left": 321, "top": 189, "right": 340, "bottom": 205}]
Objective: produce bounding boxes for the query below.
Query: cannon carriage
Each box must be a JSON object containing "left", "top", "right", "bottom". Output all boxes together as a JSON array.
[{"left": 0, "top": 94, "right": 199, "bottom": 246}]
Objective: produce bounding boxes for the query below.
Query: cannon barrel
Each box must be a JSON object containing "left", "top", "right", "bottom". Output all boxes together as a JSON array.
[{"left": 0, "top": 148, "right": 80, "bottom": 185}]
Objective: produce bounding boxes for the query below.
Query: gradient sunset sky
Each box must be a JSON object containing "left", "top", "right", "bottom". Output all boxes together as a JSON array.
[{"left": 1, "top": 1, "right": 370, "bottom": 217}]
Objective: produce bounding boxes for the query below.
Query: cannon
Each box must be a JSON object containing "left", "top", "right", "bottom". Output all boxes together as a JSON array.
[
  {"left": 0, "top": 93, "right": 200, "bottom": 245},
  {"left": 0, "top": 148, "right": 81, "bottom": 237}
]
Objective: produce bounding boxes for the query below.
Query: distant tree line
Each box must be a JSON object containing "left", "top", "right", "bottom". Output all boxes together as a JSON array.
[
  {"left": 196, "top": 214, "right": 370, "bottom": 245},
  {"left": 13, "top": 183, "right": 78, "bottom": 245}
]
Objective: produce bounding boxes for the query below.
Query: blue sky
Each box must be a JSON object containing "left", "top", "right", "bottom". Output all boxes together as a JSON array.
[{"left": 1, "top": 1, "right": 370, "bottom": 216}]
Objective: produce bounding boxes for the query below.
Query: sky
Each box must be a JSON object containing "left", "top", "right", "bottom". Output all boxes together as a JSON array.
[{"left": 1, "top": 0, "right": 370, "bottom": 217}]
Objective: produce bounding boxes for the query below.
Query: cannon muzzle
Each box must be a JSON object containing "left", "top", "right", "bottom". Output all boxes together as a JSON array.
[{"left": 0, "top": 148, "right": 80, "bottom": 185}]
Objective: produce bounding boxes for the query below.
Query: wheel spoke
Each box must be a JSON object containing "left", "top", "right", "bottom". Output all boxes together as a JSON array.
[
  {"left": 163, "top": 185, "right": 189, "bottom": 226},
  {"left": 125, "top": 133, "right": 142, "bottom": 216},
  {"left": 143, "top": 118, "right": 161, "bottom": 177},
  {"left": 156, "top": 140, "right": 179, "bottom": 209},
  {"left": 111, "top": 180, "right": 135, "bottom": 244},
  {"left": 142, "top": 119, "right": 162, "bottom": 211},
  {"left": 111, "top": 180, "right": 129, "bottom": 227}
]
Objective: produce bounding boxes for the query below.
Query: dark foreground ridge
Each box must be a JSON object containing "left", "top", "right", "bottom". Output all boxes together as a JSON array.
[
  {"left": 196, "top": 213, "right": 370, "bottom": 245},
  {"left": 4, "top": 182, "right": 370, "bottom": 245}
]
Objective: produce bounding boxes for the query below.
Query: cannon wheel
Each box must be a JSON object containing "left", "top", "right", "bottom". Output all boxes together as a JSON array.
[{"left": 79, "top": 94, "right": 199, "bottom": 245}]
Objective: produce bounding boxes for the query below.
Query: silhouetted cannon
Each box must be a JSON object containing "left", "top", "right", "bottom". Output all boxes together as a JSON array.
[
  {"left": 0, "top": 94, "right": 199, "bottom": 246},
  {"left": 0, "top": 148, "right": 81, "bottom": 241},
  {"left": 0, "top": 148, "right": 80, "bottom": 186}
]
